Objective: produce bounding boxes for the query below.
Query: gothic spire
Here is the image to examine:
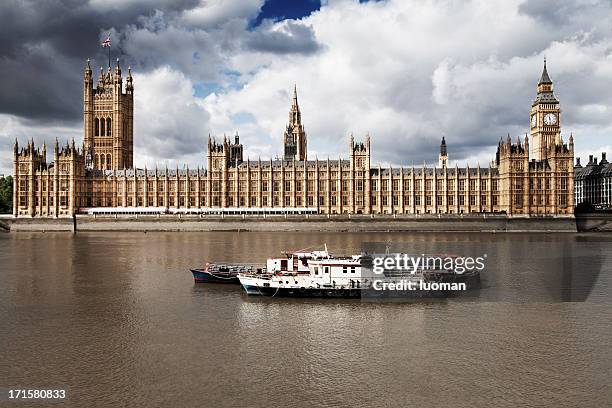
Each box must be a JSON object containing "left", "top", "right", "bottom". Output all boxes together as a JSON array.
[
  {"left": 292, "top": 84, "right": 298, "bottom": 108},
  {"left": 539, "top": 57, "right": 552, "bottom": 85},
  {"left": 289, "top": 84, "right": 301, "bottom": 125}
]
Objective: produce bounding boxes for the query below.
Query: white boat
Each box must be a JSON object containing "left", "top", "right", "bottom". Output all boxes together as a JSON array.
[{"left": 237, "top": 246, "right": 480, "bottom": 298}]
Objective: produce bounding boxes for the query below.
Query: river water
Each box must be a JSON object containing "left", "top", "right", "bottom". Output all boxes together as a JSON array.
[{"left": 2, "top": 231, "right": 611, "bottom": 407}]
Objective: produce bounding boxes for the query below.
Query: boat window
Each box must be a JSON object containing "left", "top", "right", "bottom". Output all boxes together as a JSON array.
[
  {"left": 351, "top": 267, "right": 355, "bottom": 273},
  {"left": 343, "top": 266, "right": 347, "bottom": 274},
  {"left": 280, "top": 259, "right": 288, "bottom": 270},
  {"left": 324, "top": 266, "right": 330, "bottom": 274},
  {"left": 314, "top": 267, "right": 319, "bottom": 275}
]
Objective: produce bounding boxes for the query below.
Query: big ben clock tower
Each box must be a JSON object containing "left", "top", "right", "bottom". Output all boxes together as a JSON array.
[{"left": 530, "top": 59, "right": 561, "bottom": 161}]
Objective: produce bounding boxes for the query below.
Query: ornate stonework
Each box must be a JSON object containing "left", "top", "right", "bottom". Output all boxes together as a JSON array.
[{"left": 12, "top": 60, "right": 574, "bottom": 217}]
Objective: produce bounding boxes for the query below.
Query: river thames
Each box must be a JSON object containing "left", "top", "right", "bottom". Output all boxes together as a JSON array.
[{"left": 2, "top": 231, "right": 611, "bottom": 407}]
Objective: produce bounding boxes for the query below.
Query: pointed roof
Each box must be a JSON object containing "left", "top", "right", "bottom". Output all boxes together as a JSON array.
[
  {"left": 539, "top": 58, "right": 552, "bottom": 85},
  {"left": 534, "top": 58, "right": 558, "bottom": 105},
  {"left": 292, "top": 84, "right": 299, "bottom": 108}
]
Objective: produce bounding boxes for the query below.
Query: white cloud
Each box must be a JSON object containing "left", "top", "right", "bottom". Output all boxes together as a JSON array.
[
  {"left": 200, "top": 0, "right": 612, "bottom": 167},
  {"left": 133, "top": 67, "right": 211, "bottom": 169},
  {"left": 2, "top": 0, "right": 612, "bottom": 176}
]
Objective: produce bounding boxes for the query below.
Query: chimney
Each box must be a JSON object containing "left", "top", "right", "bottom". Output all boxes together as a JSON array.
[
  {"left": 589, "top": 155, "right": 593, "bottom": 165},
  {"left": 594, "top": 157, "right": 598, "bottom": 165},
  {"left": 602, "top": 152, "right": 607, "bottom": 162},
  {"left": 576, "top": 158, "right": 581, "bottom": 166}
]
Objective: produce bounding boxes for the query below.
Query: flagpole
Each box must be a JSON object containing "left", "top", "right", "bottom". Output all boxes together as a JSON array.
[{"left": 108, "top": 44, "right": 111, "bottom": 68}]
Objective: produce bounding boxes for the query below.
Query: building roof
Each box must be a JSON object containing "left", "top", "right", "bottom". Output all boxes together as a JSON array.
[
  {"left": 539, "top": 59, "right": 552, "bottom": 84},
  {"left": 575, "top": 160, "right": 612, "bottom": 180}
]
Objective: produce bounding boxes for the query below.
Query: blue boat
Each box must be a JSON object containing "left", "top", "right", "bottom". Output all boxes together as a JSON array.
[{"left": 190, "top": 263, "right": 256, "bottom": 284}]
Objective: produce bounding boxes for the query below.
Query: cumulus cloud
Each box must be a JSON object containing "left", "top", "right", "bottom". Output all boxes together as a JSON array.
[
  {"left": 132, "top": 67, "right": 211, "bottom": 168},
  {"left": 1, "top": 0, "right": 612, "bottom": 175},
  {"left": 203, "top": 0, "right": 612, "bottom": 167}
]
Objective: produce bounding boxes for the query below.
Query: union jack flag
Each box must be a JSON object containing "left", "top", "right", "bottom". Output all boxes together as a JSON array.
[{"left": 101, "top": 33, "right": 111, "bottom": 48}]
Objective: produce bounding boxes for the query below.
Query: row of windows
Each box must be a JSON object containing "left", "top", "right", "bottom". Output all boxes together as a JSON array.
[
  {"left": 19, "top": 196, "right": 69, "bottom": 207},
  {"left": 94, "top": 117, "right": 112, "bottom": 137},
  {"left": 94, "top": 179, "right": 502, "bottom": 194},
  {"left": 82, "top": 193, "right": 503, "bottom": 209}
]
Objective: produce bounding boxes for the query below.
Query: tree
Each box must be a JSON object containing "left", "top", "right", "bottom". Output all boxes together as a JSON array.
[{"left": 0, "top": 176, "right": 13, "bottom": 214}]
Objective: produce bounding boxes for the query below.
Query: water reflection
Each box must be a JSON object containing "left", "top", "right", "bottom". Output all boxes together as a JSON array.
[{"left": 2, "top": 231, "right": 611, "bottom": 408}]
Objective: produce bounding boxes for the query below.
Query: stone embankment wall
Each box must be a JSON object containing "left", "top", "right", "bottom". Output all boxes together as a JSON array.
[
  {"left": 0, "top": 214, "right": 580, "bottom": 232},
  {"left": 575, "top": 213, "right": 612, "bottom": 232}
]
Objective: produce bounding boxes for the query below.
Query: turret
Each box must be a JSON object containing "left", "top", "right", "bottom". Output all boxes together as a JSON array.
[
  {"left": 126, "top": 66, "right": 133, "bottom": 93},
  {"left": 438, "top": 136, "right": 448, "bottom": 168},
  {"left": 114, "top": 58, "right": 122, "bottom": 78},
  {"left": 84, "top": 59, "right": 93, "bottom": 83}
]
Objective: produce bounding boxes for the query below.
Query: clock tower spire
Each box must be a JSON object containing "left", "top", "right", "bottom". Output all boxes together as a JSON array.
[{"left": 530, "top": 58, "right": 560, "bottom": 161}]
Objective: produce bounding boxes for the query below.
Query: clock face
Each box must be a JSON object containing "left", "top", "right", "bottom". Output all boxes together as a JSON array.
[
  {"left": 544, "top": 113, "right": 557, "bottom": 126},
  {"left": 531, "top": 115, "right": 537, "bottom": 128}
]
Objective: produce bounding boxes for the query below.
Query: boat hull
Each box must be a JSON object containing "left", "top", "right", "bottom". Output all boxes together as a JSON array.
[
  {"left": 239, "top": 272, "right": 480, "bottom": 298},
  {"left": 191, "top": 269, "right": 240, "bottom": 284}
]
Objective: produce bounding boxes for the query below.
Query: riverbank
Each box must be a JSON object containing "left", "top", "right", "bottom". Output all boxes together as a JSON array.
[{"left": 0, "top": 214, "right": 585, "bottom": 232}]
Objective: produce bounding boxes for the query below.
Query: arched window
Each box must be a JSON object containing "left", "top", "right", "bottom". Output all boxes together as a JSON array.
[
  {"left": 106, "top": 154, "right": 112, "bottom": 170},
  {"left": 95, "top": 154, "right": 99, "bottom": 169},
  {"left": 101, "top": 154, "right": 105, "bottom": 169},
  {"left": 107, "top": 118, "right": 112, "bottom": 136},
  {"left": 100, "top": 118, "right": 105, "bottom": 136},
  {"left": 94, "top": 118, "right": 99, "bottom": 136}
]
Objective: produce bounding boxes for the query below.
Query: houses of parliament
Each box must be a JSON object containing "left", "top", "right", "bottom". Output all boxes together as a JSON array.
[{"left": 12, "top": 59, "right": 574, "bottom": 217}]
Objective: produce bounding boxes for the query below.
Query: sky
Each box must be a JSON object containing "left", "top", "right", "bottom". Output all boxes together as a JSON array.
[{"left": 1, "top": 0, "right": 611, "bottom": 175}]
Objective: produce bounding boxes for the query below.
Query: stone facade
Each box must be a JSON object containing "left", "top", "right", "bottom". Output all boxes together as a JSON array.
[{"left": 12, "top": 60, "right": 574, "bottom": 217}]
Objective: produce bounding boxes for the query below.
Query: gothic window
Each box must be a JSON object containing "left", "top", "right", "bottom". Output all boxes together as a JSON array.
[
  {"left": 100, "top": 117, "right": 105, "bottom": 136},
  {"left": 94, "top": 118, "right": 99, "bottom": 136},
  {"left": 106, "top": 118, "right": 112, "bottom": 136},
  {"left": 106, "top": 154, "right": 112, "bottom": 170}
]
